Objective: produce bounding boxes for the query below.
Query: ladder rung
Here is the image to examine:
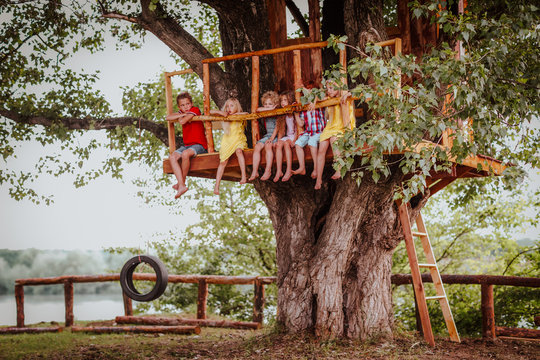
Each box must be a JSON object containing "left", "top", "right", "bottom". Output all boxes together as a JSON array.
[
  {"left": 418, "top": 263, "right": 437, "bottom": 268},
  {"left": 425, "top": 295, "right": 446, "bottom": 301},
  {"left": 412, "top": 231, "right": 428, "bottom": 237}
]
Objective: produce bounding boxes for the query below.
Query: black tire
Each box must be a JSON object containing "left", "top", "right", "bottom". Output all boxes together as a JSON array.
[{"left": 119, "top": 255, "right": 168, "bottom": 302}]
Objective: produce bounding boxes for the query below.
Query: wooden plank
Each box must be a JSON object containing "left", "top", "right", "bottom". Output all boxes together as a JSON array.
[
  {"left": 71, "top": 325, "right": 200, "bottom": 335},
  {"left": 251, "top": 55, "right": 261, "bottom": 145},
  {"left": 164, "top": 69, "right": 194, "bottom": 77},
  {"left": 397, "top": 203, "right": 435, "bottom": 346},
  {"left": 164, "top": 72, "right": 176, "bottom": 154},
  {"left": 481, "top": 284, "right": 496, "bottom": 340},
  {"left": 197, "top": 279, "right": 208, "bottom": 320},
  {"left": 123, "top": 292, "right": 133, "bottom": 316},
  {"left": 64, "top": 280, "right": 74, "bottom": 327},
  {"left": 253, "top": 279, "right": 265, "bottom": 324},
  {"left": 496, "top": 326, "right": 540, "bottom": 339},
  {"left": 391, "top": 274, "right": 540, "bottom": 287},
  {"left": 15, "top": 284, "right": 24, "bottom": 328},
  {"left": 293, "top": 49, "right": 302, "bottom": 103},
  {"left": 203, "top": 63, "right": 214, "bottom": 153},
  {"left": 0, "top": 327, "right": 63, "bottom": 334},
  {"left": 115, "top": 316, "right": 261, "bottom": 330}
]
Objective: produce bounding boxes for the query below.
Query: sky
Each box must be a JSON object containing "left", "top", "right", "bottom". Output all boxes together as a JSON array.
[{"left": 0, "top": 3, "right": 538, "bottom": 251}]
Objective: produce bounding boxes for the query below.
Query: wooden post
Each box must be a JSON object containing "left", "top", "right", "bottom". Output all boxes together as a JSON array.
[
  {"left": 64, "top": 279, "right": 74, "bottom": 327},
  {"left": 15, "top": 284, "right": 24, "bottom": 328},
  {"left": 253, "top": 279, "right": 265, "bottom": 324},
  {"left": 122, "top": 292, "right": 133, "bottom": 316},
  {"left": 293, "top": 49, "right": 302, "bottom": 103},
  {"left": 339, "top": 47, "right": 347, "bottom": 87},
  {"left": 397, "top": 203, "right": 435, "bottom": 346},
  {"left": 481, "top": 283, "right": 496, "bottom": 340},
  {"left": 251, "top": 55, "right": 261, "bottom": 145},
  {"left": 164, "top": 72, "right": 176, "bottom": 154},
  {"left": 202, "top": 63, "right": 214, "bottom": 152},
  {"left": 197, "top": 279, "right": 208, "bottom": 320}
]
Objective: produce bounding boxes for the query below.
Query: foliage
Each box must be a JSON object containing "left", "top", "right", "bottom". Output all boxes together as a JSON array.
[{"left": 315, "top": 1, "right": 539, "bottom": 202}]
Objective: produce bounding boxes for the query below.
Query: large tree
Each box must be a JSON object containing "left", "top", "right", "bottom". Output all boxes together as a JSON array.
[{"left": 1, "top": 0, "right": 538, "bottom": 339}]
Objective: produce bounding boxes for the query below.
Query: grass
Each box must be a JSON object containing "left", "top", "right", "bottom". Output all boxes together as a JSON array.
[{"left": 1, "top": 319, "right": 539, "bottom": 360}]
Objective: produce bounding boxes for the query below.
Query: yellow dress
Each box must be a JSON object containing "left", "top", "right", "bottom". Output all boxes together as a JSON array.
[
  {"left": 219, "top": 121, "right": 248, "bottom": 161},
  {"left": 319, "top": 100, "right": 355, "bottom": 142}
]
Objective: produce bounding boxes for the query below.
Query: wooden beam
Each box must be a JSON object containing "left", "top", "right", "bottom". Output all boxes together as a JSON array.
[
  {"left": 197, "top": 279, "right": 208, "bottom": 320},
  {"left": 253, "top": 279, "right": 265, "bottom": 324},
  {"left": 251, "top": 55, "right": 261, "bottom": 145},
  {"left": 115, "top": 316, "right": 261, "bottom": 330},
  {"left": 496, "top": 326, "right": 540, "bottom": 339},
  {"left": 15, "top": 284, "right": 24, "bottom": 328},
  {"left": 71, "top": 325, "right": 200, "bottom": 335},
  {"left": 164, "top": 72, "right": 176, "bottom": 154},
  {"left": 164, "top": 69, "right": 194, "bottom": 77},
  {"left": 64, "top": 280, "right": 74, "bottom": 327},
  {"left": 202, "top": 63, "right": 214, "bottom": 152},
  {"left": 0, "top": 327, "right": 63, "bottom": 334},
  {"left": 122, "top": 292, "right": 133, "bottom": 316},
  {"left": 481, "top": 284, "right": 496, "bottom": 340},
  {"left": 293, "top": 49, "right": 302, "bottom": 103}
]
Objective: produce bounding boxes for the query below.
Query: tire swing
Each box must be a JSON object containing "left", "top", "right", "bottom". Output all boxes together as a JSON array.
[{"left": 120, "top": 255, "right": 168, "bottom": 302}]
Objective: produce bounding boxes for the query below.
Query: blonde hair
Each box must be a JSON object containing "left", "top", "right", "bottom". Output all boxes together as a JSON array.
[
  {"left": 276, "top": 91, "right": 294, "bottom": 138},
  {"left": 221, "top": 98, "right": 243, "bottom": 134},
  {"left": 261, "top": 91, "right": 279, "bottom": 107}
]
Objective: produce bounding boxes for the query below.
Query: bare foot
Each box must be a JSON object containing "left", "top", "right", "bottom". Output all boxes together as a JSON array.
[
  {"left": 172, "top": 183, "right": 179, "bottom": 191},
  {"left": 214, "top": 184, "right": 220, "bottom": 195},
  {"left": 248, "top": 172, "right": 259, "bottom": 181},
  {"left": 331, "top": 170, "right": 341, "bottom": 180},
  {"left": 273, "top": 172, "right": 283, "bottom": 182},
  {"left": 292, "top": 167, "right": 305, "bottom": 175},
  {"left": 260, "top": 171, "right": 272, "bottom": 181},
  {"left": 174, "top": 185, "right": 188, "bottom": 199},
  {"left": 281, "top": 171, "right": 292, "bottom": 182},
  {"left": 311, "top": 170, "right": 317, "bottom": 179},
  {"left": 239, "top": 176, "right": 247, "bottom": 184},
  {"left": 314, "top": 180, "right": 322, "bottom": 190}
]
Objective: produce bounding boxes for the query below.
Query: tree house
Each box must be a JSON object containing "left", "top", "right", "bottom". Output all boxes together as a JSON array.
[{"left": 159, "top": 0, "right": 506, "bottom": 346}]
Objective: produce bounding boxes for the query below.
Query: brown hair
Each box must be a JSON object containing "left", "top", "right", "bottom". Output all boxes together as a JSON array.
[
  {"left": 176, "top": 92, "right": 192, "bottom": 104},
  {"left": 261, "top": 91, "right": 279, "bottom": 106},
  {"left": 276, "top": 91, "right": 294, "bottom": 138}
]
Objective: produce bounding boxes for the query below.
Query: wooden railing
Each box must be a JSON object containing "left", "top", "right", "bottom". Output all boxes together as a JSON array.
[
  {"left": 164, "top": 39, "right": 403, "bottom": 154},
  {"left": 9, "top": 272, "right": 536, "bottom": 339},
  {"left": 12, "top": 274, "right": 276, "bottom": 329}
]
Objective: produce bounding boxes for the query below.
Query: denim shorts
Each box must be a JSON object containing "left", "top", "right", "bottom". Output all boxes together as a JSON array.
[
  {"left": 257, "top": 134, "right": 278, "bottom": 144},
  {"left": 295, "top": 133, "right": 320, "bottom": 148},
  {"left": 174, "top": 144, "right": 208, "bottom": 157}
]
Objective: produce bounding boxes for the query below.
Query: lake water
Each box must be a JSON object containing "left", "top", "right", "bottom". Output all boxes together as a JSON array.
[{"left": 0, "top": 293, "right": 126, "bottom": 326}]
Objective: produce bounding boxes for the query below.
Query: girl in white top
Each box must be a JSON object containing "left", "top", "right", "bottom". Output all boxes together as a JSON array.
[{"left": 273, "top": 91, "right": 297, "bottom": 182}]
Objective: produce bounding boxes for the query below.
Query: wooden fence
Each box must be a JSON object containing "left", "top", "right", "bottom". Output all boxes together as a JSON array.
[{"left": 5, "top": 273, "right": 539, "bottom": 339}]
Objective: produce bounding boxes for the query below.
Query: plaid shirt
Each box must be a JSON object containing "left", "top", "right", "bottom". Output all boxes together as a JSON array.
[{"left": 299, "top": 108, "right": 326, "bottom": 136}]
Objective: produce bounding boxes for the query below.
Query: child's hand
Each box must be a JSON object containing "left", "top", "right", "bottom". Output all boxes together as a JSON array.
[
  {"left": 307, "top": 102, "right": 316, "bottom": 112},
  {"left": 340, "top": 91, "right": 351, "bottom": 104}
]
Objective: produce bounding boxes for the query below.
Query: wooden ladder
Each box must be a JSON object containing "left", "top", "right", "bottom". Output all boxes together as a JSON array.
[{"left": 397, "top": 203, "right": 460, "bottom": 346}]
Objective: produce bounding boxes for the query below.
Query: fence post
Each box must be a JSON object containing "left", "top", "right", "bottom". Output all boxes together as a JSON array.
[
  {"left": 197, "top": 279, "right": 208, "bottom": 319},
  {"left": 481, "top": 283, "right": 495, "bottom": 340},
  {"left": 15, "top": 284, "right": 24, "bottom": 328},
  {"left": 123, "top": 292, "right": 133, "bottom": 316},
  {"left": 253, "top": 279, "right": 265, "bottom": 324},
  {"left": 64, "top": 279, "right": 74, "bottom": 327}
]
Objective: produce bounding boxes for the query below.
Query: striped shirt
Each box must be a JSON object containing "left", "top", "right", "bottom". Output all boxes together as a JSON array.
[{"left": 299, "top": 108, "right": 326, "bottom": 136}]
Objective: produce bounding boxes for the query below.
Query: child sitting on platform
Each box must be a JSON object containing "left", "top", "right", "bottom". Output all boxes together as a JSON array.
[
  {"left": 292, "top": 82, "right": 327, "bottom": 178},
  {"left": 249, "top": 91, "right": 280, "bottom": 181},
  {"left": 167, "top": 92, "right": 208, "bottom": 199},
  {"left": 314, "top": 81, "right": 355, "bottom": 190},
  {"left": 210, "top": 98, "right": 248, "bottom": 195},
  {"left": 273, "top": 91, "right": 297, "bottom": 182}
]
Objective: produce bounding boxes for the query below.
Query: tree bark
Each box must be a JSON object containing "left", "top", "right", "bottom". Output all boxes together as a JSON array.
[{"left": 253, "top": 160, "right": 414, "bottom": 339}]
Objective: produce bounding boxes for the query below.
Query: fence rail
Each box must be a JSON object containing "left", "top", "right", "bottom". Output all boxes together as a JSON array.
[{"left": 7, "top": 273, "right": 539, "bottom": 340}]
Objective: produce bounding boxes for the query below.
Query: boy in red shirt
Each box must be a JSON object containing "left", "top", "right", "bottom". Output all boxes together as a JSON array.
[{"left": 167, "top": 92, "right": 208, "bottom": 199}]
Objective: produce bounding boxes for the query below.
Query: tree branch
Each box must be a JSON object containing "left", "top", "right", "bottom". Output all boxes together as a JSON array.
[
  {"left": 502, "top": 246, "right": 539, "bottom": 276},
  {"left": 285, "top": 0, "right": 310, "bottom": 38},
  {"left": 1, "top": 109, "right": 173, "bottom": 146}
]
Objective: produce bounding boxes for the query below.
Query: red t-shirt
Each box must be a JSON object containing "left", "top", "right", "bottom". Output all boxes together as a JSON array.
[{"left": 182, "top": 106, "right": 207, "bottom": 149}]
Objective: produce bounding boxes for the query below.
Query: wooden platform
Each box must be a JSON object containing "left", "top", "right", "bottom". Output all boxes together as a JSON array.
[{"left": 163, "top": 141, "right": 505, "bottom": 185}]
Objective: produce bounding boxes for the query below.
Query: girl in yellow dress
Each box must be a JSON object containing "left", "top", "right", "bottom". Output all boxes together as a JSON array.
[
  {"left": 210, "top": 98, "right": 248, "bottom": 194},
  {"left": 314, "top": 82, "right": 355, "bottom": 190}
]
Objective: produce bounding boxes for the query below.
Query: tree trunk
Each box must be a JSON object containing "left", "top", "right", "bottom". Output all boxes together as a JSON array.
[{"left": 254, "top": 161, "right": 421, "bottom": 339}]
